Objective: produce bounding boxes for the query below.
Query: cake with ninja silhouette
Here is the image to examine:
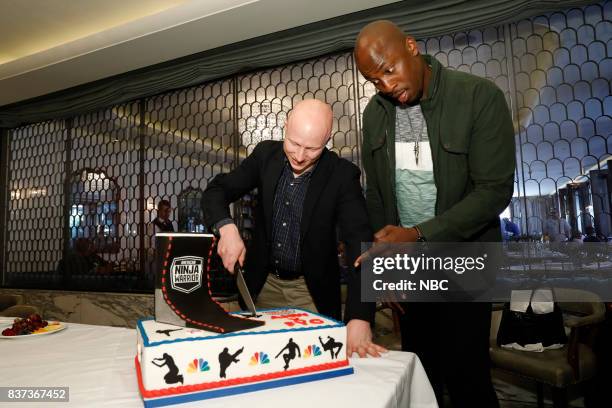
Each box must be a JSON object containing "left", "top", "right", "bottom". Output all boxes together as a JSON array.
[
  {"left": 135, "top": 233, "right": 352, "bottom": 407},
  {"left": 136, "top": 308, "right": 352, "bottom": 407}
]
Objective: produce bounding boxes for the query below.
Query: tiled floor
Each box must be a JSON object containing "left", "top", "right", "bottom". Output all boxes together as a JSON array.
[{"left": 493, "top": 370, "right": 585, "bottom": 408}]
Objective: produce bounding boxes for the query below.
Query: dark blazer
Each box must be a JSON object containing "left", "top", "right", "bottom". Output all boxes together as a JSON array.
[{"left": 202, "top": 140, "right": 374, "bottom": 323}]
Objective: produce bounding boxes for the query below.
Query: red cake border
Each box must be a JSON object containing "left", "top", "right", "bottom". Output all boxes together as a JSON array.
[{"left": 135, "top": 356, "right": 350, "bottom": 398}]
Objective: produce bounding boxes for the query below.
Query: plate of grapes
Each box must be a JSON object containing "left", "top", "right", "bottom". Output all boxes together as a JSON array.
[{"left": 1, "top": 314, "right": 66, "bottom": 339}]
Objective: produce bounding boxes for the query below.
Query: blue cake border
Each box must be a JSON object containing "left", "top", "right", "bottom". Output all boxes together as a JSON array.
[
  {"left": 142, "top": 366, "right": 354, "bottom": 407},
  {"left": 138, "top": 307, "right": 344, "bottom": 347}
]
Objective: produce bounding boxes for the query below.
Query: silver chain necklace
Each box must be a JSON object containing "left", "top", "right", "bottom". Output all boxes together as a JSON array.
[{"left": 402, "top": 107, "right": 425, "bottom": 166}]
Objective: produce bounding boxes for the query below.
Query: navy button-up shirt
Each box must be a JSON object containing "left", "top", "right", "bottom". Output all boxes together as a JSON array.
[{"left": 270, "top": 161, "right": 314, "bottom": 273}]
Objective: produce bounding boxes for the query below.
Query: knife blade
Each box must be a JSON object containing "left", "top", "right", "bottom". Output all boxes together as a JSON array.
[{"left": 235, "top": 263, "right": 258, "bottom": 317}]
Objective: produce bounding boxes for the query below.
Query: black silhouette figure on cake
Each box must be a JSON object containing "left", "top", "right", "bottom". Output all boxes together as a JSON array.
[
  {"left": 155, "top": 235, "right": 264, "bottom": 333},
  {"left": 151, "top": 353, "right": 184, "bottom": 385},
  {"left": 319, "top": 336, "right": 343, "bottom": 359},
  {"left": 275, "top": 338, "right": 301, "bottom": 370},
  {"left": 156, "top": 328, "right": 182, "bottom": 337},
  {"left": 218, "top": 346, "right": 244, "bottom": 378}
]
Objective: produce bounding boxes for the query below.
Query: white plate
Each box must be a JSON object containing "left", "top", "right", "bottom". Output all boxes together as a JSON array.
[{"left": 0, "top": 322, "right": 66, "bottom": 339}]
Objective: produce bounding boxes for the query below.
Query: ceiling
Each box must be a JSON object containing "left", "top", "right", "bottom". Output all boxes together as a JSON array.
[
  {"left": 0, "top": 0, "right": 396, "bottom": 106},
  {"left": 0, "top": 0, "right": 188, "bottom": 65}
]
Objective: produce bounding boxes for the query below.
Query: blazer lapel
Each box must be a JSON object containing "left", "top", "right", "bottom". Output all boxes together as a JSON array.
[
  {"left": 263, "top": 146, "right": 285, "bottom": 239},
  {"left": 300, "top": 149, "right": 333, "bottom": 242}
]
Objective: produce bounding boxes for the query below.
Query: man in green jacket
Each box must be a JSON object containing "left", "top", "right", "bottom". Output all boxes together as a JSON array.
[{"left": 354, "top": 21, "right": 515, "bottom": 407}]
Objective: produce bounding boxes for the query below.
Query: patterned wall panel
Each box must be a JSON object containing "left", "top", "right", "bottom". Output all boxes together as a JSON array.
[
  {"left": 144, "top": 80, "right": 234, "bottom": 231},
  {"left": 238, "top": 53, "right": 361, "bottom": 164},
  {"left": 7, "top": 121, "right": 65, "bottom": 275},
  {"left": 510, "top": 2, "right": 611, "bottom": 236},
  {"left": 67, "top": 103, "right": 140, "bottom": 288}
]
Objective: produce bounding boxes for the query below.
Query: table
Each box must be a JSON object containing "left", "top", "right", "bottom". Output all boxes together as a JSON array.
[{"left": 0, "top": 319, "right": 438, "bottom": 408}]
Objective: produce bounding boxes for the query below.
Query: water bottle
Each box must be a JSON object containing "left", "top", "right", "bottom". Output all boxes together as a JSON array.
[{"left": 187, "top": 217, "right": 194, "bottom": 232}]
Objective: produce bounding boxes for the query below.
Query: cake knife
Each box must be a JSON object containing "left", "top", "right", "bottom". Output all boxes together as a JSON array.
[{"left": 234, "top": 263, "right": 258, "bottom": 317}]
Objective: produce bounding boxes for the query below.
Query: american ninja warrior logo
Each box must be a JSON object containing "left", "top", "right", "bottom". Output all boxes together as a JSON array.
[{"left": 170, "top": 256, "right": 204, "bottom": 293}]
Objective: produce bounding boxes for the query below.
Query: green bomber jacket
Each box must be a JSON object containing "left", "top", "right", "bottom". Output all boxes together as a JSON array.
[{"left": 361, "top": 54, "right": 516, "bottom": 242}]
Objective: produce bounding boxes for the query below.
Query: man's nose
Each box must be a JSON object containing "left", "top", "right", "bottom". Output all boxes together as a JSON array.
[
  {"left": 295, "top": 147, "right": 306, "bottom": 162},
  {"left": 377, "top": 78, "right": 395, "bottom": 94}
]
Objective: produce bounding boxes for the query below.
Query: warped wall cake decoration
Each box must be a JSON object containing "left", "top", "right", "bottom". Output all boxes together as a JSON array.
[{"left": 155, "top": 234, "right": 264, "bottom": 333}]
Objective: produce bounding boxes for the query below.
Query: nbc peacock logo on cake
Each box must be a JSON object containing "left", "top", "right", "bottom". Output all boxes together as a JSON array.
[
  {"left": 249, "top": 352, "right": 270, "bottom": 365},
  {"left": 170, "top": 256, "right": 204, "bottom": 293},
  {"left": 187, "top": 358, "right": 210, "bottom": 373},
  {"left": 303, "top": 345, "right": 322, "bottom": 358}
]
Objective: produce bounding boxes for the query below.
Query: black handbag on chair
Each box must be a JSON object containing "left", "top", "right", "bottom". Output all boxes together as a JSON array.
[{"left": 497, "top": 288, "right": 567, "bottom": 347}]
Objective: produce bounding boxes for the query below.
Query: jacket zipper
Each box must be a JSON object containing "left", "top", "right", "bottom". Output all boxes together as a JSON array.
[{"left": 385, "top": 128, "right": 400, "bottom": 225}]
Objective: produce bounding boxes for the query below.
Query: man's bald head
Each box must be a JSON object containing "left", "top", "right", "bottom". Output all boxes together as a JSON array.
[
  {"left": 283, "top": 99, "right": 333, "bottom": 175},
  {"left": 286, "top": 99, "right": 333, "bottom": 144},
  {"left": 354, "top": 20, "right": 430, "bottom": 104},
  {"left": 355, "top": 20, "right": 406, "bottom": 67}
]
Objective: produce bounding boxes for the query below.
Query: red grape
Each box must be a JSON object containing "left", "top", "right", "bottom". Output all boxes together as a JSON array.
[{"left": 4, "top": 314, "right": 48, "bottom": 336}]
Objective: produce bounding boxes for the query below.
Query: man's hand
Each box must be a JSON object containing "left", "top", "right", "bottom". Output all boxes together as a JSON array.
[
  {"left": 217, "top": 223, "right": 246, "bottom": 273},
  {"left": 381, "top": 293, "right": 406, "bottom": 316},
  {"left": 354, "top": 225, "right": 419, "bottom": 267},
  {"left": 352, "top": 225, "right": 417, "bottom": 312},
  {"left": 346, "top": 319, "right": 387, "bottom": 358},
  {"left": 374, "top": 225, "right": 418, "bottom": 243}
]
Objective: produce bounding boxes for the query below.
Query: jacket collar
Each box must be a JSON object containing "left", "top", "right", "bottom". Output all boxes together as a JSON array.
[
  {"left": 300, "top": 148, "right": 332, "bottom": 241},
  {"left": 420, "top": 54, "right": 442, "bottom": 111},
  {"left": 263, "top": 146, "right": 286, "bottom": 236}
]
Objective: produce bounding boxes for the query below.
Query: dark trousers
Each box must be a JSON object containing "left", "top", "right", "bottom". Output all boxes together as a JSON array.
[{"left": 399, "top": 302, "right": 499, "bottom": 408}]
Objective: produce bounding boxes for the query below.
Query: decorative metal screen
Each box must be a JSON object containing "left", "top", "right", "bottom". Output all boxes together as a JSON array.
[
  {"left": 3, "top": 1, "right": 611, "bottom": 292},
  {"left": 237, "top": 53, "right": 361, "bottom": 164},
  {"left": 7, "top": 121, "right": 65, "bottom": 284},
  {"left": 65, "top": 103, "right": 140, "bottom": 289}
]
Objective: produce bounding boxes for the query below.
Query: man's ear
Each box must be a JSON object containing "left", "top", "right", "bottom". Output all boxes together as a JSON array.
[{"left": 405, "top": 36, "right": 419, "bottom": 56}]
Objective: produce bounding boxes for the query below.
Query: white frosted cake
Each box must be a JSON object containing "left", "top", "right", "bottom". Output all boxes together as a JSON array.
[{"left": 136, "top": 308, "right": 353, "bottom": 406}]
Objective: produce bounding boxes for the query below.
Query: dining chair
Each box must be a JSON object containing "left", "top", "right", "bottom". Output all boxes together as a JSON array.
[
  {"left": 0, "top": 304, "right": 41, "bottom": 318},
  {"left": 0, "top": 294, "right": 24, "bottom": 311},
  {"left": 489, "top": 288, "right": 605, "bottom": 408}
]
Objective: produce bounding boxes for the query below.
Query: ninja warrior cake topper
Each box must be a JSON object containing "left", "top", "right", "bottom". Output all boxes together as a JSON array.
[{"left": 154, "top": 233, "right": 264, "bottom": 333}]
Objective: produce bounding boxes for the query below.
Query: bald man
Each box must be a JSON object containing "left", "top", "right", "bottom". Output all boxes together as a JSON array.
[
  {"left": 202, "top": 99, "right": 385, "bottom": 357},
  {"left": 354, "top": 21, "right": 515, "bottom": 407}
]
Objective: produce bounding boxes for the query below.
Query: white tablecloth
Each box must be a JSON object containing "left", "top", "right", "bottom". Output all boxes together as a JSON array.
[{"left": 0, "top": 319, "right": 437, "bottom": 408}]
